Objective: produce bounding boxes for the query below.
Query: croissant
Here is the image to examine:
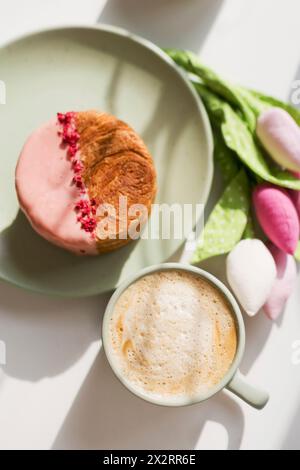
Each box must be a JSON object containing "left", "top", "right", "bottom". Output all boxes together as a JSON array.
[{"left": 15, "top": 111, "right": 157, "bottom": 255}]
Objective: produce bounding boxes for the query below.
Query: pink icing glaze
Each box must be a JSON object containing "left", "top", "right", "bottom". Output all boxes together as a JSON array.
[
  {"left": 57, "top": 112, "right": 97, "bottom": 234},
  {"left": 264, "top": 243, "right": 297, "bottom": 320},
  {"left": 15, "top": 118, "right": 98, "bottom": 255},
  {"left": 253, "top": 183, "right": 299, "bottom": 255}
]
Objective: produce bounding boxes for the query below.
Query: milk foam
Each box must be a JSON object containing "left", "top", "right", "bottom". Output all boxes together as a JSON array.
[{"left": 109, "top": 271, "right": 237, "bottom": 402}]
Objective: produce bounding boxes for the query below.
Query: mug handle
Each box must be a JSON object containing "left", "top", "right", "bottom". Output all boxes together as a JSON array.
[{"left": 226, "top": 370, "right": 269, "bottom": 410}]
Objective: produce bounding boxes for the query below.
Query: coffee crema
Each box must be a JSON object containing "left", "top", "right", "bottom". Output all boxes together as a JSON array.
[{"left": 109, "top": 270, "right": 237, "bottom": 402}]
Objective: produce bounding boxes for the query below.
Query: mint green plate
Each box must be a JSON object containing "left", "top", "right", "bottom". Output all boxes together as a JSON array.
[{"left": 0, "top": 25, "right": 213, "bottom": 297}]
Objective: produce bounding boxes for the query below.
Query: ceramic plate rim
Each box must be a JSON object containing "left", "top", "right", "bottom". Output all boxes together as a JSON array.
[{"left": 0, "top": 24, "right": 214, "bottom": 297}]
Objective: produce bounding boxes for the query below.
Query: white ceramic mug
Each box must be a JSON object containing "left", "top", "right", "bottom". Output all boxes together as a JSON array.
[{"left": 102, "top": 263, "right": 269, "bottom": 409}]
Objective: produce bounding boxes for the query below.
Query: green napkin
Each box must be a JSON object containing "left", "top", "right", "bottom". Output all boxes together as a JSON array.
[{"left": 213, "top": 128, "right": 240, "bottom": 184}]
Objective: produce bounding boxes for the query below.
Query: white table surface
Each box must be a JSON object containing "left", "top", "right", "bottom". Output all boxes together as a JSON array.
[{"left": 1, "top": 0, "right": 300, "bottom": 451}]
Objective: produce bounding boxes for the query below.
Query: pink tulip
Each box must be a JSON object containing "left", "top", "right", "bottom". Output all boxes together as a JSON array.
[
  {"left": 264, "top": 244, "right": 297, "bottom": 320},
  {"left": 253, "top": 184, "right": 299, "bottom": 254},
  {"left": 290, "top": 190, "right": 300, "bottom": 219},
  {"left": 257, "top": 108, "right": 300, "bottom": 172}
]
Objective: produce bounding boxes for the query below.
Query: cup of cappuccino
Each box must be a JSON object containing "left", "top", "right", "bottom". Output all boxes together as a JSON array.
[{"left": 102, "top": 263, "right": 269, "bottom": 409}]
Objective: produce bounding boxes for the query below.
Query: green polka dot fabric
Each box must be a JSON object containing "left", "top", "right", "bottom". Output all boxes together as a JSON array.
[
  {"left": 165, "top": 48, "right": 300, "bottom": 262},
  {"left": 191, "top": 170, "right": 250, "bottom": 264},
  {"left": 213, "top": 128, "right": 240, "bottom": 185}
]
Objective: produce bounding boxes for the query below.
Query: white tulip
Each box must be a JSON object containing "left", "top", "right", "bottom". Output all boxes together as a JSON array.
[{"left": 226, "top": 239, "right": 276, "bottom": 316}]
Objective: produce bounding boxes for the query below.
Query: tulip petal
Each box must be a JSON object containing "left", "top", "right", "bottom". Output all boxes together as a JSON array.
[
  {"left": 264, "top": 244, "right": 297, "bottom": 320},
  {"left": 257, "top": 108, "right": 300, "bottom": 172},
  {"left": 253, "top": 184, "right": 299, "bottom": 254},
  {"left": 227, "top": 239, "right": 276, "bottom": 316}
]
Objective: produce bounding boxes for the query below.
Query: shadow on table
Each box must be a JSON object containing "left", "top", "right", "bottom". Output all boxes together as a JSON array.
[
  {"left": 52, "top": 350, "right": 244, "bottom": 450},
  {"left": 0, "top": 278, "right": 109, "bottom": 381},
  {"left": 0, "top": 208, "right": 129, "bottom": 381},
  {"left": 97, "top": 0, "right": 224, "bottom": 51},
  {"left": 282, "top": 401, "right": 300, "bottom": 450}
]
